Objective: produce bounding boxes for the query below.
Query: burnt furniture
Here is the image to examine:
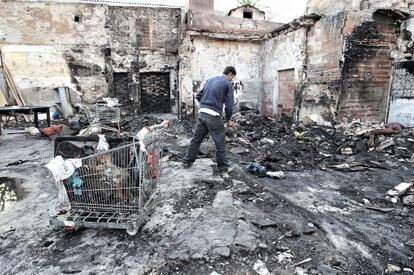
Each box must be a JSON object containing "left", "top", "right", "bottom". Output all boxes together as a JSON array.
[{"left": 0, "top": 106, "right": 51, "bottom": 130}]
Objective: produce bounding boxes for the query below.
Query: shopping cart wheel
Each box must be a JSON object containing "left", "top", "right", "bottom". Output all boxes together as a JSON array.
[{"left": 126, "top": 223, "right": 138, "bottom": 236}]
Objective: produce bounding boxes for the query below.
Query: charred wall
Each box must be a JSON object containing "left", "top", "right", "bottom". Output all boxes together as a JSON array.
[
  {"left": 0, "top": 2, "right": 109, "bottom": 105},
  {"left": 299, "top": 7, "right": 409, "bottom": 125},
  {"left": 0, "top": 2, "right": 181, "bottom": 113},
  {"left": 299, "top": 13, "right": 346, "bottom": 125},
  {"left": 338, "top": 12, "right": 399, "bottom": 122},
  {"left": 107, "top": 6, "right": 181, "bottom": 114}
]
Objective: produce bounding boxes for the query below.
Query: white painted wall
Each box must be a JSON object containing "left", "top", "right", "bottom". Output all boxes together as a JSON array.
[
  {"left": 229, "top": 7, "right": 265, "bottom": 20},
  {"left": 1, "top": 45, "right": 77, "bottom": 106},
  {"left": 388, "top": 98, "right": 414, "bottom": 127},
  {"left": 190, "top": 37, "right": 263, "bottom": 108}
]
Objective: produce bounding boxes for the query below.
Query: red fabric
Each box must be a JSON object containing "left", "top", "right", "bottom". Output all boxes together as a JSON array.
[
  {"left": 146, "top": 149, "right": 159, "bottom": 179},
  {"left": 40, "top": 125, "right": 63, "bottom": 136}
]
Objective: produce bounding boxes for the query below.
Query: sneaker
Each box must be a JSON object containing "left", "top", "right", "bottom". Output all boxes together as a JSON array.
[{"left": 182, "top": 161, "right": 194, "bottom": 169}]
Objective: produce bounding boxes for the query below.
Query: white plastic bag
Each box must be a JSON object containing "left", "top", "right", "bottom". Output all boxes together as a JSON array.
[
  {"left": 45, "top": 156, "right": 82, "bottom": 181},
  {"left": 97, "top": 134, "right": 109, "bottom": 152}
]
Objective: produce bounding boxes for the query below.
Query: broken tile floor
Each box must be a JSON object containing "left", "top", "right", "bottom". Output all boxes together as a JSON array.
[{"left": 0, "top": 120, "right": 413, "bottom": 275}]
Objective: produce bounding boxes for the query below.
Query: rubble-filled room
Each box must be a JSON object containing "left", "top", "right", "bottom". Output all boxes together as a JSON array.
[{"left": 0, "top": 0, "right": 413, "bottom": 274}]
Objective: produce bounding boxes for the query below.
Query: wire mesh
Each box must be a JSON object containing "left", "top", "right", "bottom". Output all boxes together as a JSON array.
[
  {"left": 89, "top": 104, "right": 121, "bottom": 125},
  {"left": 60, "top": 129, "right": 164, "bottom": 217}
]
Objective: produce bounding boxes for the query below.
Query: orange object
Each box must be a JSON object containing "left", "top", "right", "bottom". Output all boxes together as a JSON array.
[
  {"left": 40, "top": 125, "right": 63, "bottom": 136},
  {"left": 146, "top": 149, "right": 159, "bottom": 179}
]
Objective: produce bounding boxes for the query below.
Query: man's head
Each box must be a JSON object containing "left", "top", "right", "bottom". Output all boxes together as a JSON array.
[{"left": 223, "top": 66, "right": 237, "bottom": 81}]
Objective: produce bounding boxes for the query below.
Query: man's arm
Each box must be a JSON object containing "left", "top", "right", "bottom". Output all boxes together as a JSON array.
[
  {"left": 224, "top": 83, "right": 234, "bottom": 120},
  {"left": 195, "top": 80, "right": 208, "bottom": 102}
]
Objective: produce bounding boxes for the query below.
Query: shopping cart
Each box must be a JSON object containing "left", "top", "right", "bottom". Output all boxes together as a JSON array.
[{"left": 49, "top": 120, "right": 170, "bottom": 235}]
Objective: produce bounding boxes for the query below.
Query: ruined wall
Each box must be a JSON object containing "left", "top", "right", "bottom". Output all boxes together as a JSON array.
[
  {"left": 178, "top": 36, "right": 194, "bottom": 117},
  {"left": 306, "top": 0, "right": 356, "bottom": 15},
  {"left": 338, "top": 12, "right": 399, "bottom": 122},
  {"left": 0, "top": 2, "right": 181, "bottom": 113},
  {"left": 0, "top": 2, "right": 108, "bottom": 46},
  {"left": 107, "top": 6, "right": 181, "bottom": 113},
  {"left": 179, "top": 11, "right": 283, "bottom": 116},
  {"left": 299, "top": 13, "right": 345, "bottom": 125},
  {"left": 0, "top": 2, "right": 109, "bottom": 104},
  {"left": 178, "top": 36, "right": 263, "bottom": 116},
  {"left": 190, "top": 38, "right": 261, "bottom": 85},
  {"left": 260, "top": 29, "right": 307, "bottom": 117},
  {"left": 65, "top": 46, "right": 110, "bottom": 104},
  {"left": 108, "top": 6, "right": 180, "bottom": 54},
  {"left": 1, "top": 45, "right": 77, "bottom": 106},
  {"left": 307, "top": 0, "right": 411, "bottom": 15},
  {"left": 300, "top": 5, "right": 409, "bottom": 124},
  {"left": 189, "top": 12, "right": 282, "bottom": 36}
]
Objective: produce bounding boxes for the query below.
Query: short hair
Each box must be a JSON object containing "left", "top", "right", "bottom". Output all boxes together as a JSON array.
[{"left": 223, "top": 66, "right": 237, "bottom": 76}]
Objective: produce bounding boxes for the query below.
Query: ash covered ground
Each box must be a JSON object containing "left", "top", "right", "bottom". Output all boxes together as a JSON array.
[{"left": 0, "top": 112, "right": 414, "bottom": 275}]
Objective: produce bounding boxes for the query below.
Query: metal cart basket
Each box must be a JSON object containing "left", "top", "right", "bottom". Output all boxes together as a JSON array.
[{"left": 49, "top": 122, "right": 168, "bottom": 235}]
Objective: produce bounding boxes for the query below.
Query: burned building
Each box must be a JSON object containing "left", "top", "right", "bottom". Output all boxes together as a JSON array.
[
  {"left": 1, "top": 0, "right": 414, "bottom": 126},
  {"left": 2, "top": 1, "right": 414, "bottom": 274},
  {"left": 301, "top": 0, "right": 414, "bottom": 126},
  {"left": 0, "top": 0, "right": 181, "bottom": 116}
]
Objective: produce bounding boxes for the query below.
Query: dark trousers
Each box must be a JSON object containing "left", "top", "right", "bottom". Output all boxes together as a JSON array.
[{"left": 184, "top": 112, "right": 228, "bottom": 167}]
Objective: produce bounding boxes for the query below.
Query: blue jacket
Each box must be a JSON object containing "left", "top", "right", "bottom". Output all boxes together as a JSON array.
[{"left": 196, "top": 76, "right": 234, "bottom": 120}]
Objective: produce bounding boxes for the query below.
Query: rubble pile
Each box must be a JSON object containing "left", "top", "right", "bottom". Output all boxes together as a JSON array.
[
  {"left": 386, "top": 182, "right": 414, "bottom": 207},
  {"left": 228, "top": 111, "right": 414, "bottom": 172}
]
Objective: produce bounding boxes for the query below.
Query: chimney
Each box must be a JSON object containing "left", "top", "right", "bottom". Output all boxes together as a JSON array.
[{"left": 185, "top": 0, "right": 214, "bottom": 14}]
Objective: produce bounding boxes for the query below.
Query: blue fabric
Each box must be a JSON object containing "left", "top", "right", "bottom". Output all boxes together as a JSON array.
[
  {"left": 196, "top": 76, "right": 235, "bottom": 120},
  {"left": 71, "top": 171, "right": 83, "bottom": 196},
  {"left": 247, "top": 162, "right": 267, "bottom": 177}
]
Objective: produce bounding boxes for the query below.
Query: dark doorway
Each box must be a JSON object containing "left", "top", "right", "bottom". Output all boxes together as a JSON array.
[
  {"left": 141, "top": 72, "right": 171, "bottom": 113},
  {"left": 113, "top": 72, "right": 132, "bottom": 112}
]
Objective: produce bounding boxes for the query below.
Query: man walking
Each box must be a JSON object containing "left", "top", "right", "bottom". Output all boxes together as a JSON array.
[{"left": 183, "top": 66, "right": 237, "bottom": 172}]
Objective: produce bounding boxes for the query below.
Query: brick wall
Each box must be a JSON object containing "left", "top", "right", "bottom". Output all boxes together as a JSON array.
[
  {"left": 299, "top": 13, "right": 345, "bottom": 124},
  {"left": 141, "top": 72, "right": 171, "bottom": 113},
  {"left": 338, "top": 12, "right": 397, "bottom": 122}
]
